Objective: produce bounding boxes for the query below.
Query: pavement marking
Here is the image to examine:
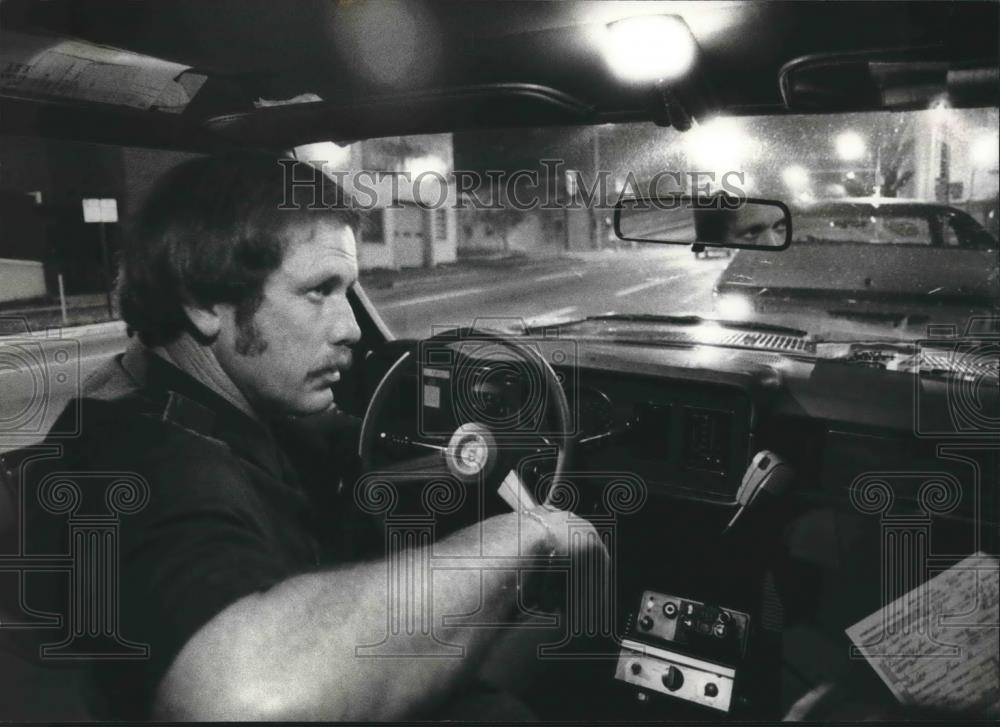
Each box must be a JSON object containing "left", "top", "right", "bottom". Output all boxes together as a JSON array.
[
  {"left": 523, "top": 306, "right": 578, "bottom": 327},
  {"left": 614, "top": 274, "right": 681, "bottom": 297},
  {"left": 533, "top": 270, "right": 583, "bottom": 283},
  {"left": 379, "top": 286, "right": 486, "bottom": 309}
]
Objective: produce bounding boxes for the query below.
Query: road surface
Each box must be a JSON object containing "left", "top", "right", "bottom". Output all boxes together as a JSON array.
[
  {"left": 1, "top": 247, "right": 728, "bottom": 450},
  {"left": 372, "top": 247, "right": 727, "bottom": 339}
]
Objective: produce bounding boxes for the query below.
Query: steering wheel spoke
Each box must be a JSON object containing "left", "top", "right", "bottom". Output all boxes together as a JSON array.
[{"left": 377, "top": 430, "right": 448, "bottom": 454}]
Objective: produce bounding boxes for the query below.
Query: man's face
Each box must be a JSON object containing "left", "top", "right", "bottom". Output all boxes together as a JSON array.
[
  {"left": 727, "top": 205, "right": 788, "bottom": 247},
  {"left": 214, "top": 217, "right": 362, "bottom": 416}
]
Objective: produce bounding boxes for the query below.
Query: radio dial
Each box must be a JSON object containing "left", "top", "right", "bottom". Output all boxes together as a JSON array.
[{"left": 661, "top": 666, "right": 684, "bottom": 691}]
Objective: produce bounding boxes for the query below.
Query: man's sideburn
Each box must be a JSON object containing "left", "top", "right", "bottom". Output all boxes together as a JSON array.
[{"left": 234, "top": 294, "right": 269, "bottom": 356}]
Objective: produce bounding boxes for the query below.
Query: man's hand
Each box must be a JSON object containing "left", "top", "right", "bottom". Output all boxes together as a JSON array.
[
  {"left": 153, "top": 504, "right": 608, "bottom": 720},
  {"left": 519, "top": 506, "right": 611, "bottom": 614}
]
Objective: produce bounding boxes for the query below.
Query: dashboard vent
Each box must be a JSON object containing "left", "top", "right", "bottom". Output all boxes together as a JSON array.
[
  {"left": 653, "top": 330, "right": 815, "bottom": 354},
  {"left": 915, "top": 351, "right": 999, "bottom": 380},
  {"left": 733, "top": 332, "right": 815, "bottom": 353}
]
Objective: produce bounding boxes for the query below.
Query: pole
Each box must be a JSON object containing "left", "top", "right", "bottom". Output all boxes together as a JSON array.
[
  {"left": 874, "top": 144, "right": 882, "bottom": 197},
  {"left": 592, "top": 127, "right": 601, "bottom": 250},
  {"left": 99, "top": 222, "right": 113, "bottom": 318},
  {"left": 57, "top": 273, "right": 68, "bottom": 325},
  {"left": 562, "top": 205, "right": 570, "bottom": 253}
]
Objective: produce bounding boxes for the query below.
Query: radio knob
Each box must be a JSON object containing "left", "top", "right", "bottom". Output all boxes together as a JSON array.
[
  {"left": 662, "top": 602, "right": 678, "bottom": 618},
  {"left": 629, "top": 661, "right": 642, "bottom": 675},
  {"left": 661, "top": 666, "right": 684, "bottom": 691},
  {"left": 639, "top": 615, "right": 654, "bottom": 630},
  {"left": 705, "top": 682, "right": 719, "bottom": 698}
]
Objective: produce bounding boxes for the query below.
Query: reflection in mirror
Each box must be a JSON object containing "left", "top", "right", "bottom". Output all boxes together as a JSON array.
[{"left": 614, "top": 196, "right": 792, "bottom": 250}]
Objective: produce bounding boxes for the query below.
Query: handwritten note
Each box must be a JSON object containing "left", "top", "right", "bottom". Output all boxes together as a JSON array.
[{"left": 846, "top": 551, "right": 999, "bottom": 715}]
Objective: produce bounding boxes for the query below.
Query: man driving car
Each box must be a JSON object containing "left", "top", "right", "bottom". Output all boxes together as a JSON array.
[{"left": 26, "top": 152, "right": 600, "bottom": 720}]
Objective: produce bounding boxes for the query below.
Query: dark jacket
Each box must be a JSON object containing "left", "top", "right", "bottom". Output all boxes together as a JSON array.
[{"left": 16, "top": 342, "right": 369, "bottom": 719}]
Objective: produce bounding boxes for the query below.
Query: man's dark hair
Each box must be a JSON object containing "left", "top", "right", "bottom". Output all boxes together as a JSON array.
[
  {"left": 693, "top": 207, "right": 737, "bottom": 243},
  {"left": 118, "top": 152, "right": 359, "bottom": 347},
  {"left": 692, "top": 194, "right": 744, "bottom": 243}
]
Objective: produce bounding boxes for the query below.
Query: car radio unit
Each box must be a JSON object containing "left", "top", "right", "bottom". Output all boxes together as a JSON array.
[{"left": 614, "top": 590, "right": 751, "bottom": 713}]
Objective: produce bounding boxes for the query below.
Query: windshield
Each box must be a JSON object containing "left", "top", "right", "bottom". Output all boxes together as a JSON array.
[
  {"left": 2, "top": 108, "right": 997, "bottom": 354},
  {"left": 354, "top": 107, "right": 998, "bottom": 350}
]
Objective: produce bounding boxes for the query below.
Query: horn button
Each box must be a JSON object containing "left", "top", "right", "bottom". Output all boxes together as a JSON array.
[{"left": 446, "top": 423, "right": 498, "bottom": 479}]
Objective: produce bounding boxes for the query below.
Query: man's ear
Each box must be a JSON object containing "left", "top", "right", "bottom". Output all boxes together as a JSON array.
[{"left": 181, "top": 301, "right": 222, "bottom": 339}]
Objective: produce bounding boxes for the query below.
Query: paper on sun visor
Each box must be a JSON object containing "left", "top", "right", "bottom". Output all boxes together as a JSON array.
[
  {"left": 845, "top": 551, "right": 999, "bottom": 716},
  {"left": 0, "top": 30, "right": 206, "bottom": 111}
]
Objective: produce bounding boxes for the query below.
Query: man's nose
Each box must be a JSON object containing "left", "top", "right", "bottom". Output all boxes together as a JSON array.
[{"left": 329, "top": 299, "right": 362, "bottom": 347}]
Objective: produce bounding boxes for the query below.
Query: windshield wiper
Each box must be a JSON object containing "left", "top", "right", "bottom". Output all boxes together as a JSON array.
[{"left": 583, "top": 313, "right": 810, "bottom": 338}]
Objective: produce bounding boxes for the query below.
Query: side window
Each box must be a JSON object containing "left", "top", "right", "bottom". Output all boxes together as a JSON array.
[
  {"left": 794, "top": 212, "right": 934, "bottom": 244},
  {"left": 944, "top": 213, "right": 998, "bottom": 250},
  {"left": 875, "top": 216, "right": 933, "bottom": 245},
  {"left": 941, "top": 220, "right": 962, "bottom": 247},
  {"left": 942, "top": 216, "right": 961, "bottom": 247},
  {"left": 0, "top": 138, "right": 200, "bottom": 329}
]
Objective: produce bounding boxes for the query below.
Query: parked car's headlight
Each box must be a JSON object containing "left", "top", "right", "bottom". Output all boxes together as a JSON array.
[{"left": 714, "top": 292, "right": 753, "bottom": 320}]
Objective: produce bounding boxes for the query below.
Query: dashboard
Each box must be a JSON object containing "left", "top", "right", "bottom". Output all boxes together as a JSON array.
[
  {"left": 567, "top": 372, "right": 754, "bottom": 503},
  {"left": 358, "top": 332, "right": 997, "bottom": 718},
  {"left": 361, "top": 332, "right": 997, "bottom": 520}
]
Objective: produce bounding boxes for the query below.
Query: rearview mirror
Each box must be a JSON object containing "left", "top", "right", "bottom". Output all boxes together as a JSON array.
[{"left": 614, "top": 195, "right": 792, "bottom": 250}]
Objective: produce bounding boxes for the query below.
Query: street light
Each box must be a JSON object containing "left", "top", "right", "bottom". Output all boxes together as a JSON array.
[
  {"left": 969, "top": 131, "right": 1000, "bottom": 201},
  {"left": 971, "top": 133, "right": 1000, "bottom": 167},
  {"left": 781, "top": 165, "right": 809, "bottom": 189},
  {"left": 684, "top": 117, "right": 758, "bottom": 173},
  {"left": 835, "top": 131, "right": 866, "bottom": 161}
]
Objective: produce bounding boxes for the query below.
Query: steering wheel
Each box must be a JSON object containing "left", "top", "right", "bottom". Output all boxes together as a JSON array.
[{"left": 358, "top": 327, "right": 574, "bottom": 518}]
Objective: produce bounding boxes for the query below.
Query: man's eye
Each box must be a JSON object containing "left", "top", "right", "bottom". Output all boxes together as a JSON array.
[{"left": 307, "top": 280, "right": 336, "bottom": 299}]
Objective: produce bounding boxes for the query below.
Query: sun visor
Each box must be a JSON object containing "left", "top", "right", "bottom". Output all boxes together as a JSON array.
[
  {"left": 0, "top": 29, "right": 206, "bottom": 113},
  {"left": 204, "top": 84, "right": 596, "bottom": 148}
]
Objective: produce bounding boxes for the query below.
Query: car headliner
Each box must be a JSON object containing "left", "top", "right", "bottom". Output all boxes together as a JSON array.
[{"left": 1, "top": 0, "right": 998, "bottom": 152}]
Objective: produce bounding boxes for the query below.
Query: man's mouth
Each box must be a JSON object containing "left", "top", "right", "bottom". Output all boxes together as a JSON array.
[{"left": 309, "top": 353, "right": 352, "bottom": 383}]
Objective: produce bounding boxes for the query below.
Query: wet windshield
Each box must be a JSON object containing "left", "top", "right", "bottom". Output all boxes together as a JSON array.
[
  {"left": 369, "top": 107, "right": 998, "bottom": 348},
  {"left": 2, "top": 108, "right": 997, "bottom": 353}
]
